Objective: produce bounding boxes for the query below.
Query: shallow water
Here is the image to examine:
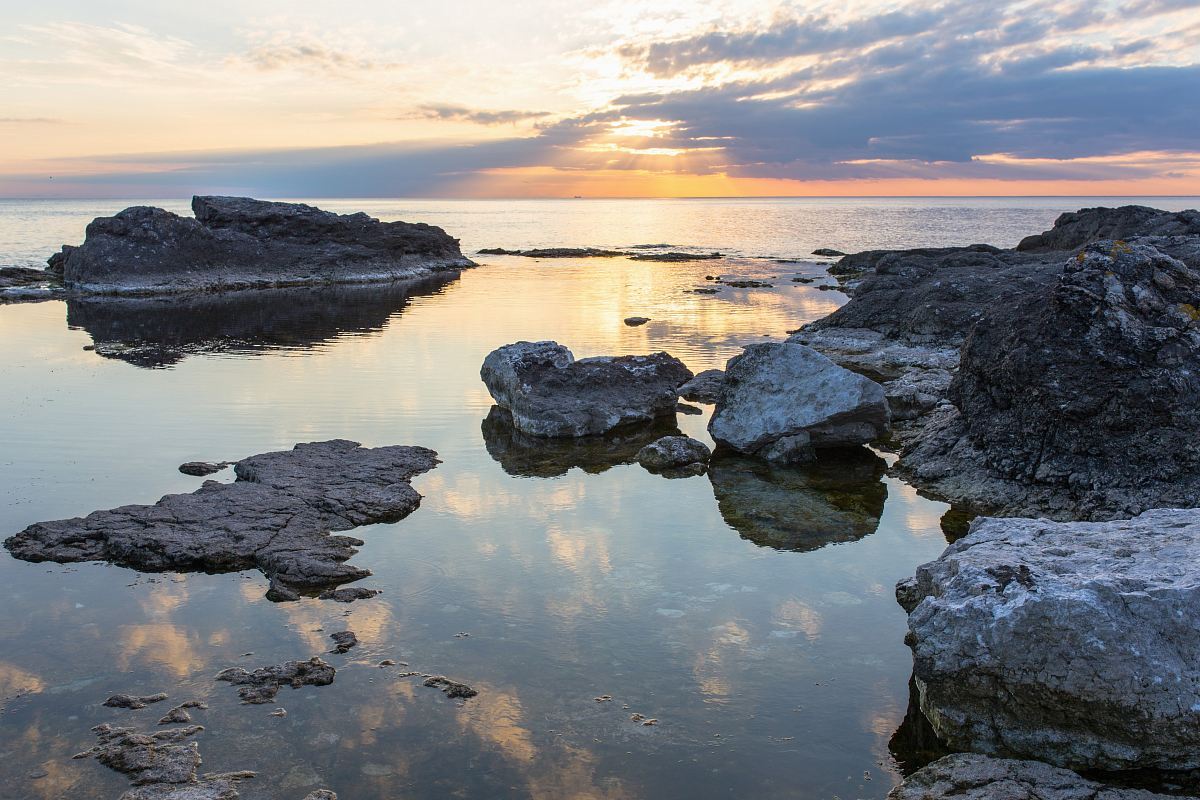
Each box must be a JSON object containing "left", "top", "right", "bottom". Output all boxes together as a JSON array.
[{"left": 0, "top": 197, "right": 1196, "bottom": 799}]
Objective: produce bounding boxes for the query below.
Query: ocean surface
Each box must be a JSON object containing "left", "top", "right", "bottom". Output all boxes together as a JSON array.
[{"left": 0, "top": 196, "right": 1196, "bottom": 799}]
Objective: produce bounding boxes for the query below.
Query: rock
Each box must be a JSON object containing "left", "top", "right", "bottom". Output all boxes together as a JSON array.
[
  {"left": 623, "top": 316, "right": 651, "bottom": 326},
  {"left": 678, "top": 369, "right": 725, "bottom": 403},
  {"left": 317, "top": 587, "right": 380, "bottom": 603},
  {"left": 636, "top": 436, "right": 711, "bottom": 475},
  {"left": 718, "top": 279, "right": 772, "bottom": 288},
  {"left": 328, "top": 631, "right": 358, "bottom": 654},
  {"left": 422, "top": 676, "right": 478, "bottom": 699},
  {"left": 898, "top": 508, "right": 1200, "bottom": 771},
  {"left": 708, "top": 450, "right": 886, "bottom": 551},
  {"left": 810, "top": 245, "right": 1059, "bottom": 343},
  {"left": 629, "top": 251, "right": 722, "bottom": 262},
  {"left": 477, "top": 247, "right": 625, "bottom": 258},
  {"left": 708, "top": 342, "right": 889, "bottom": 463},
  {"left": 886, "top": 753, "right": 1185, "bottom": 800},
  {"left": 908, "top": 240, "right": 1200, "bottom": 519},
  {"left": 157, "top": 702, "right": 206, "bottom": 726},
  {"left": 5, "top": 440, "right": 437, "bottom": 599},
  {"left": 480, "top": 341, "right": 692, "bottom": 437},
  {"left": 0, "top": 265, "right": 59, "bottom": 289},
  {"left": 216, "top": 657, "right": 336, "bottom": 704},
  {"left": 179, "top": 462, "right": 231, "bottom": 477},
  {"left": 690, "top": 286, "right": 720, "bottom": 294},
  {"left": 676, "top": 402, "right": 703, "bottom": 415},
  {"left": 105, "top": 693, "right": 168, "bottom": 710},
  {"left": 811, "top": 248, "right": 845, "bottom": 257},
  {"left": 791, "top": 276, "right": 815, "bottom": 283},
  {"left": 302, "top": 792, "right": 338, "bottom": 800},
  {"left": 68, "top": 276, "right": 459, "bottom": 368},
  {"left": 75, "top": 722, "right": 254, "bottom": 799},
  {"left": 53, "top": 196, "right": 471, "bottom": 295},
  {"left": 1017, "top": 205, "right": 1200, "bottom": 252},
  {"left": 482, "top": 406, "right": 681, "bottom": 478}
]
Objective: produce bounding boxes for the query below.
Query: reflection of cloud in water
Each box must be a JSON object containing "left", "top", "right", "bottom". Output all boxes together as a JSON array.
[
  {"left": 709, "top": 449, "right": 887, "bottom": 551},
  {"left": 481, "top": 406, "right": 680, "bottom": 478},
  {"left": 66, "top": 273, "right": 460, "bottom": 368},
  {"left": 116, "top": 622, "right": 206, "bottom": 679},
  {"left": 771, "top": 598, "right": 823, "bottom": 640},
  {"left": 458, "top": 687, "right": 537, "bottom": 763},
  {"left": 0, "top": 661, "right": 45, "bottom": 705}
]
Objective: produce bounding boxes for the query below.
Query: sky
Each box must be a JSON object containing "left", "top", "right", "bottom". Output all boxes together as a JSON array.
[{"left": 1, "top": 0, "right": 1199, "bottom": 198}]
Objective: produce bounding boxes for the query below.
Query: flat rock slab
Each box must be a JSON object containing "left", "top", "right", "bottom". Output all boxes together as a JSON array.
[
  {"left": 888, "top": 753, "right": 1187, "bottom": 799},
  {"left": 898, "top": 508, "right": 1200, "bottom": 771},
  {"left": 5, "top": 439, "right": 438, "bottom": 599},
  {"left": 216, "top": 657, "right": 336, "bottom": 704}
]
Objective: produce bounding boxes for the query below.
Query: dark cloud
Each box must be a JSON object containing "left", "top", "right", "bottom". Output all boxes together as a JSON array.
[{"left": 410, "top": 104, "right": 551, "bottom": 125}]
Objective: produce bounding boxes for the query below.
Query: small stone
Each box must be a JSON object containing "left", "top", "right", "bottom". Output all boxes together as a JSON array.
[
  {"left": 103, "top": 693, "right": 168, "bottom": 710},
  {"left": 422, "top": 676, "right": 478, "bottom": 700},
  {"left": 623, "top": 316, "right": 651, "bottom": 326},
  {"left": 328, "top": 631, "right": 358, "bottom": 655}
]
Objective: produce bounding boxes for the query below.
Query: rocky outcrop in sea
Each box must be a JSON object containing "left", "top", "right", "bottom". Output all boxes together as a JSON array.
[{"left": 48, "top": 196, "right": 472, "bottom": 295}]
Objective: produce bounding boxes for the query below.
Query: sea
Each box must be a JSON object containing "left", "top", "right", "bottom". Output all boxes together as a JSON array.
[{"left": 0, "top": 196, "right": 1196, "bottom": 799}]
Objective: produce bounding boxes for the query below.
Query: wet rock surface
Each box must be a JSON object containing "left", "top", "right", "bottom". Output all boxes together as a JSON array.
[
  {"left": 636, "top": 435, "right": 711, "bottom": 476},
  {"left": 53, "top": 196, "right": 471, "bottom": 294},
  {"left": 328, "top": 631, "right": 358, "bottom": 655},
  {"left": 105, "top": 693, "right": 169, "bottom": 710},
  {"left": 0, "top": 265, "right": 63, "bottom": 302},
  {"left": 179, "top": 462, "right": 231, "bottom": 477},
  {"left": 422, "top": 676, "right": 478, "bottom": 700},
  {"left": 897, "top": 509, "right": 1200, "bottom": 771},
  {"left": 5, "top": 439, "right": 439, "bottom": 599},
  {"left": 887, "top": 754, "right": 1186, "bottom": 800},
  {"left": 480, "top": 341, "right": 692, "bottom": 437},
  {"left": 709, "top": 342, "right": 889, "bottom": 463},
  {"left": 318, "top": 587, "right": 381, "bottom": 603},
  {"left": 216, "top": 657, "right": 336, "bottom": 704},
  {"left": 66, "top": 273, "right": 457, "bottom": 368},
  {"left": 709, "top": 450, "right": 887, "bottom": 551}
]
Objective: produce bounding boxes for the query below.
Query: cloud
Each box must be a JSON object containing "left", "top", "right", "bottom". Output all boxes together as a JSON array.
[
  {"left": 239, "top": 35, "right": 394, "bottom": 74},
  {"left": 410, "top": 104, "right": 552, "bottom": 125},
  {"left": 0, "top": 117, "right": 64, "bottom": 124}
]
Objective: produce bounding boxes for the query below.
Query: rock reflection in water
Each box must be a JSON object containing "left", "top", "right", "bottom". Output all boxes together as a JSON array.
[
  {"left": 481, "top": 406, "right": 681, "bottom": 478},
  {"left": 66, "top": 273, "right": 459, "bottom": 368},
  {"left": 708, "top": 448, "right": 887, "bottom": 551},
  {"left": 888, "top": 674, "right": 954, "bottom": 776}
]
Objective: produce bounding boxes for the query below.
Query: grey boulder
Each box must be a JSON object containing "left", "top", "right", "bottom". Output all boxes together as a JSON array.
[
  {"left": 897, "top": 508, "right": 1200, "bottom": 771},
  {"left": 480, "top": 341, "right": 693, "bottom": 437},
  {"left": 708, "top": 342, "right": 889, "bottom": 463},
  {"left": 678, "top": 368, "right": 725, "bottom": 403},
  {"left": 636, "top": 435, "right": 711, "bottom": 475},
  {"left": 887, "top": 753, "right": 1186, "bottom": 800},
  {"left": 53, "top": 196, "right": 472, "bottom": 294}
]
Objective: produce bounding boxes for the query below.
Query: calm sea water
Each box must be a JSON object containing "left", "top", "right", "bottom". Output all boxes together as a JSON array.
[{"left": 0, "top": 197, "right": 1195, "bottom": 799}]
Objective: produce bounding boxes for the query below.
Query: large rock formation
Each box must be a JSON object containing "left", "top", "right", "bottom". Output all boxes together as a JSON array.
[
  {"left": 52, "top": 196, "right": 471, "bottom": 294},
  {"left": 5, "top": 440, "right": 437, "bottom": 599},
  {"left": 887, "top": 754, "right": 1187, "bottom": 800},
  {"left": 708, "top": 342, "right": 889, "bottom": 463},
  {"left": 904, "top": 239, "right": 1200, "bottom": 519},
  {"left": 1017, "top": 205, "right": 1200, "bottom": 252},
  {"left": 896, "top": 509, "right": 1200, "bottom": 771},
  {"left": 480, "top": 341, "right": 692, "bottom": 437}
]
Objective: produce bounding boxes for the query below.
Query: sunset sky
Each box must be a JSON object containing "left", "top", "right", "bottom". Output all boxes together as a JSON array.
[{"left": 2, "top": 0, "right": 1199, "bottom": 198}]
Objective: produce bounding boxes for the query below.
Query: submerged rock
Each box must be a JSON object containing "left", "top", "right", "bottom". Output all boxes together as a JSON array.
[
  {"left": 318, "top": 587, "right": 380, "bottom": 603},
  {"left": 75, "top": 722, "right": 255, "bottom": 799},
  {"left": 5, "top": 440, "right": 438, "bottom": 599},
  {"left": 709, "top": 342, "right": 889, "bottom": 463},
  {"left": 52, "top": 197, "right": 470, "bottom": 295},
  {"left": 811, "top": 248, "right": 845, "bottom": 257},
  {"left": 897, "top": 508, "right": 1200, "bottom": 771},
  {"left": 906, "top": 240, "right": 1200, "bottom": 519},
  {"left": 157, "top": 701, "right": 207, "bottom": 726},
  {"left": 629, "top": 251, "right": 722, "bottom": 262},
  {"left": 179, "top": 462, "right": 231, "bottom": 477},
  {"left": 887, "top": 753, "right": 1186, "bottom": 800},
  {"left": 678, "top": 369, "right": 725, "bottom": 403},
  {"left": 105, "top": 693, "right": 169, "bottom": 710},
  {"left": 709, "top": 450, "right": 887, "bottom": 551},
  {"left": 636, "top": 436, "right": 711, "bottom": 476},
  {"left": 328, "top": 631, "right": 358, "bottom": 655},
  {"left": 477, "top": 247, "right": 625, "bottom": 258},
  {"left": 216, "top": 657, "right": 336, "bottom": 704},
  {"left": 422, "top": 676, "right": 478, "bottom": 699},
  {"left": 480, "top": 341, "right": 692, "bottom": 437}
]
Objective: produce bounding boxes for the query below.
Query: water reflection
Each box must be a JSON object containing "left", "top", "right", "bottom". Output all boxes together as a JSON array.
[
  {"left": 709, "top": 449, "right": 888, "bottom": 551},
  {"left": 887, "top": 674, "right": 953, "bottom": 775},
  {"left": 480, "top": 406, "right": 680, "bottom": 478},
  {"left": 65, "top": 274, "right": 460, "bottom": 368}
]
